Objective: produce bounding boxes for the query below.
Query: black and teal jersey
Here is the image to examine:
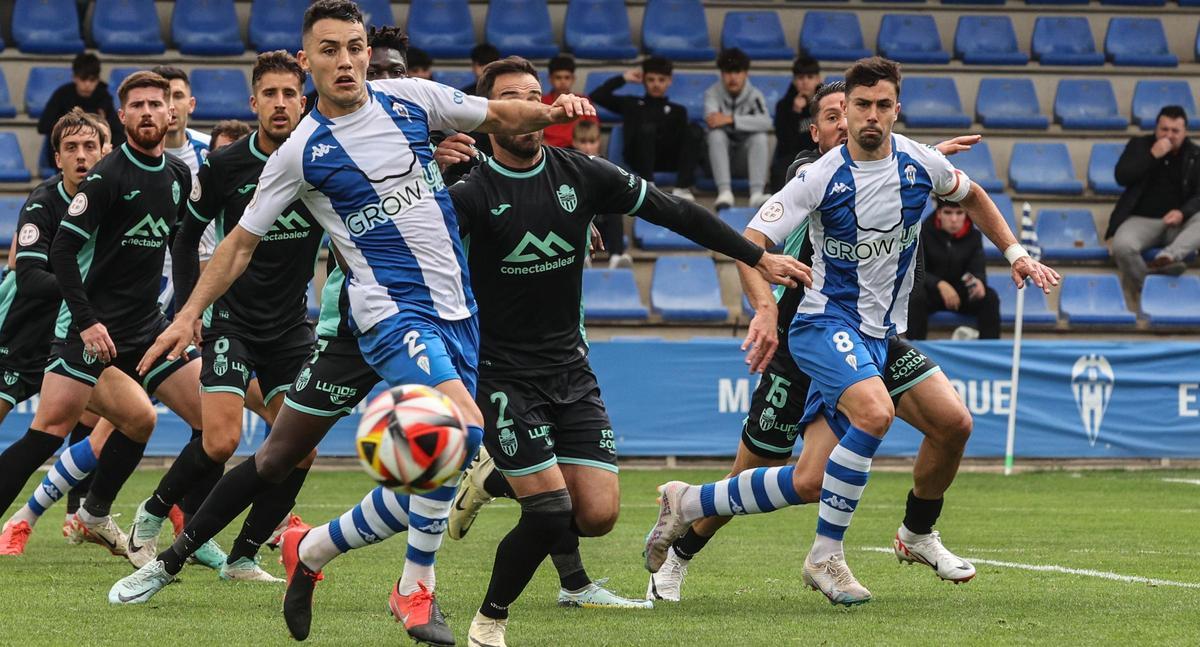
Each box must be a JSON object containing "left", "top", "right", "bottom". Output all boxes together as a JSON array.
[
  {"left": 49, "top": 144, "right": 192, "bottom": 341},
  {"left": 175, "top": 131, "right": 324, "bottom": 342},
  {"left": 315, "top": 250, "right": 355, "bottom": 341},
  {"left": 0, "top": 176, "right": 72, "bottom": 371},
  {"left": 451, "top": 145, "right": 763, "bottom": 376}
]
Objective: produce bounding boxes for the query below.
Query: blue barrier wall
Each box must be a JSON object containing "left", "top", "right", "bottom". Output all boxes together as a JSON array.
[{"left": 3, "top": 340, "right": 1198, "bottom": 458}]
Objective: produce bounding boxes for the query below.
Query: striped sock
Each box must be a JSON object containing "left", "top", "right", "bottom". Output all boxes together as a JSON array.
[
  {"left": 812, "top": 427, "right": 882, "bottom": 559},
  {"left": 10, "top": 438, "right": 99, "bottom": 527},
  {"left": 688, "top": 466, "right": 806, "bottom": 520},
  {"left": 298, "top": 486, "right": 410, "bottom": 571}
]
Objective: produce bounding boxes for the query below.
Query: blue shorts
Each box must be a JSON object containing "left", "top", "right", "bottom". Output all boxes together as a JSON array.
[
  {"left": 789, "top": 314, "right": 889, "bottom": 436},
  {"left": 358, "top": 311, "right": 480, "bottom": 396}
]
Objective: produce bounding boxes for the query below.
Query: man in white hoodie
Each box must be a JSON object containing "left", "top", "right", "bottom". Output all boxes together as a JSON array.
[{"left": 705, "top": 48, "right": 772, "bottom": 210}]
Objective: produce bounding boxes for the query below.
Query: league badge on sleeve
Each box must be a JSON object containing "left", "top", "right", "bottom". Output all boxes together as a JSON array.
[{"left": 67, "top": 193, "right": 88, "bottom": 217}]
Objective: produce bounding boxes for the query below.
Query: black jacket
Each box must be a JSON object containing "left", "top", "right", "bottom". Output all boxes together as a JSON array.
[
  {"left": 1107, "top": 135, "right": 1200, "bottom": 240},
  {"left": 920, "top": 215, "right": 986, "bottom": 294},
  {"left": 37, "top": 81, "right": 124, "bottom": 141},
  {"left": 772, "top": 86, "right": 815, "bottom": 168},
  {"left": 590, "top": 75, "right": 690, "bottom": 137}
]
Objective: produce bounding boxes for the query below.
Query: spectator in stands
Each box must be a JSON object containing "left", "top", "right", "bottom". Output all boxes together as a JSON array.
[
  {"left": 151, "top": 66, "right": 210, "bottom": 171},
  {"left": 907, "top": 200, "right": 1001, "bottom": 340},
  {"left": 1109, "top": 105, "right": 1200, "bottom": 303},
  {"left": 36, "top": 52, "right": 123, "bottom": 169},
  {"left": 705, "top": 48, "right": 771, "bottom": 210},
  {"left": 591, "top": 56, "right": 702, "bottom": 201},
  {"left": 769, "top": 56, "right": 821, "bottom": 192},
  {"left": 407, "top": 47, "right": 433, "bottom": 80},
  {"left": 571, "top": 119, "right": 601, "bottom": 157},
  {"left": 542, "top": 55, "right": 599, "bottom": 148},
  {"left": 209, "top": 120, "right": 252, "bottom": 151},
  {"left": 462, "top": 43, "right": 501, "bottom": 95}
]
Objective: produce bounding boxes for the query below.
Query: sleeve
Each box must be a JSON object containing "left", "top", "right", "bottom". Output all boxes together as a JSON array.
[
  {"left": 1113, "top": 136, "right": 1153, "bottom": 188},
  {"left": 237, "top": 147, "right": 305, "bottom": 236},
  {"left": 589, "top": 76, "right": 627, "bottom": 115},
  {"left": 449, "top": 176, "right": 486, "bottom": 237},
  {"left": 384, "top": 78, "right": 488, "bottom": 134},
  {"left": 12, "top": 194, "right": 61, "bottom": 298},
  {"left": 747, "top": 162, "right": 826, "bottom": 246},
  {"left": 911, "top": 142, "right": 971, "bottom": 203},
  {"left": 733, "top": 90, "right": 772, "bottom": 133},
  {"left": 704, "top": 85, "right": 720, "bottom": 117},
  {"left": 49, "top": 172, "right": 118, "bottom": 330}
]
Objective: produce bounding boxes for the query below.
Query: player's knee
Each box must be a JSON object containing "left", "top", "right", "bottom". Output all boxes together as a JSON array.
[
  {"left": 117, "top": 406, "right": 157, "bottom": 441},
  {"left": 297, "top": 448, "right": 318, "bottom": 469},
  {"left": 518, "top": 488, "right": 574, "bottom": 533},
  {"left": 202, "top": 432, "right": 239, "bottom": 463},
  {"left": 853, "top": 400, "right": 894, "bottom": 436},
  {"left": 573, "top": 503, "right": 619, "bottom": 537},
  {"left": 255, "top": 451, "right": 293, "bottom": 484},
  {"left": 943, "top": 407, "right": 973, "bottom": 448},
  {"left": 792, "top": 469, "right": 824, "bottom": 503}
]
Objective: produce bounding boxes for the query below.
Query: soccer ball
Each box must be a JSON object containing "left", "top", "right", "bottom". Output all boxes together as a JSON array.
[{"left": 355, "top": 384, "right": 468, "bottom": 494}]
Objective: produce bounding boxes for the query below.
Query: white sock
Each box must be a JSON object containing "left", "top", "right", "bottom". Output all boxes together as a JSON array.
[
  {"left": 898, "top": 524, "right": 927, "bottom": 543},
  {"left": 75, "top": 508, "right": 103, "bottom": 525},
  {"left": 300, "top": 487, "right": 411, "bottom": 571},
  {"left": 399, "top": 559, "right": 435, "bottom": 595},
  {"left": 678, "top": 485, "right": 704, "bottom": 523},
  {"left": 10, "top": 505, "right": 38, "bottom": 526},
  {"left": 809, "top": 534, "right": 843, "bottom": 563}
]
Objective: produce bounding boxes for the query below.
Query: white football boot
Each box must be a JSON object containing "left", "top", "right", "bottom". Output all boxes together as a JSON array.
[
  {"left": 802, "top": 552, "right": 872, "bottom": 606},
  {"left": 642, "top": 481, "right": 692, "bottom": 573},
  {"left": 893, "top": 528, "right": 976, "bottom": 583},
  {"left": 646, "top": 547, "right": 689, "bottom": 602}
]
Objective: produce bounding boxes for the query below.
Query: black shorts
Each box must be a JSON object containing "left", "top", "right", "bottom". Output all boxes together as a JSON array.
[
  {"left": 282, "top": 337, "right": 380, "bottom": 418},
  {"left": 201, "top": 322, "right": 315, "bottom": 403},
  {"left": 47, "top": 317, "right": 199, "bottom": 395},
  {"left": 479, "top": 365, "right": 617, "bottom": 477},
  {"left": 0, "top": 368, "right": 42, "bottom": 407},
  {"left": 742, "top": 337, "right": 941, "bottom": 459}
]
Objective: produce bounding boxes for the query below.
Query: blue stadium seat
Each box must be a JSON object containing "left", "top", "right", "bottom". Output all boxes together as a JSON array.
[
  {"left": 249, "top": 0, "right": 306, "bottom": 53},
  {"left": 1059, "top": 274, "right": 1136, "bottom": 325},
  {"left": 800, "top": 12, "right": 872, "bottom": 61},
  {"left": 564, "top": 0, "right": 638, "bottom": 60},
  {"left": 1132, "top": 81, "right": 1197, "bottom": 130},
  {"left": 635, "top": 219, "right": 703, "bottom": 251},
  {"left": 1037, "top": 210, "right": 1107, "bottom": 261},
  {"left": 668, "top": 73, "right": 718, "bottom": 124},
  {"left": 12, "top": 0, "right": 84, "bottom": 54},
  {"left": 92, "top": 0, "right": 165, "bottom": 55},
  {"left": 642, "top": 0, "right": 716, "bottom": 62},
  {"left": 754, "top": 75, "right": 792, "bottom": 119},
  {"left": 990, "top": 276, "right": 1058, "bottom": 325},
  {"left": 1026, "top": 0, "right": 1087, "bottom": 5},
  {"left": 0, "top": 134, "right": 31, "bottom": 183},
  {"left": 433, "top": 71, "right": 477, "bottom": 93},
  {"left": 651, "top": 256, "right": 728, "bottom": 321},
  {"left": 975, "top": 78, "right": 1047, "bottom": 129},
  {"left": 927, "top": 310, "right": 976, "bottom": 329},
  {"left": 408, "top": 0, "right": 475, "bottom": 58},
  {"left": 742, "top": 293, "right": 754, "bottom": 317},
  {"left": 1088, "top": 143, "right": 1124, "bottom": 195},
  {"left": 486, "top": 0, "right": 558, "bottom": 59},
  {"left": 721, "top": 12, "right": 794, "bottom": 61},
  {"left": 37, "top": 139, "right": 55, "bottom": 179},
  {"left": 952, "top": 141, "right": 1003, "bottom": 192},
  {"left": 0, "top": 197, "right": 24, "bottom": 248},
  {"left": 982, "top": 194, "right": 1016, "bottom": 260},
  {"left": 899, "top": 77, "right": 970, "bottom": 129},
  {"left": 953, "top": 16, "right": 1027, "bottom": 65},
  {"left": 1053, "top": 80, "right": 1128, "bottom": 130},
  {"left": 583, "top": 269, "right": 649, "bottom": 320},
  {"left": 109, "top": 67, "right": 140, "bottom": 93},
  {"left": 25, "top": 67, "right": 72, "bottom": 119},
  {"left": 1100, "top": 0, "right": 1165, "bottom": 6},
  {"left": 1141, "top": 275, "right": 1200, "bottom": 326},
  {"left": 718, "top": 207, "right": 755, "bottom": 234},
  {"left": 584, "top": 72, "right": 639, "bottom": 122},
  {"left": 355, "top": 0, "right": 396, "bottom": 27},
  {"left": 172, "top": 0, "right": 244, "bottom": 56},
  {"left": 1105, "top": 18, "right": 1177, "bottom": 67},
  {"left": 190, "top": 69, "right": 255, "bottom": 121},
  {"left": 944, "top": 0, "right": 1005, "bottom": 4},
  {"left": 878, "top": 14, "right": 950, "bottom": 64},
  {"left": 0, "top": 70, "right": 17, "bottom": 119},
  {"left": 1032, "top": 17, "right": 1104, "bottom": 66},
  {"left": 1008, "top": 143, "right": 1084, "bottom": 195}
]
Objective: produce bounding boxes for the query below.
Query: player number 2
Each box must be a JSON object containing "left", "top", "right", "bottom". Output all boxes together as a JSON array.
[
  {"left": 490, "top": 391, "right": 513, "bottom": 429},
  {"left": 832, "top": 331, "right": 855, "bottom": 353}
]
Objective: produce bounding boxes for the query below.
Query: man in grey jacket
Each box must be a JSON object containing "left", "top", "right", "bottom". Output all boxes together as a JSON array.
[{"left": 705, "top": 48, "right": 772, "bottom": 210}]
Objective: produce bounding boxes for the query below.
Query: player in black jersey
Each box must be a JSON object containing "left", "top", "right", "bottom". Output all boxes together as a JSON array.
[
  {"left": 646, "top": 82, "right": 987, "bottom": 601},
  {"left": 120, "top": 52, "right": 325, "bottom": 581},
  {"left": 40, "top": 72, "right": 205, "bottom": 556}
]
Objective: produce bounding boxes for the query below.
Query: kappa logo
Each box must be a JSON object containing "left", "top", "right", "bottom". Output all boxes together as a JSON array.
[
  {"left": 556, "top": 184, "right": 578, "bottom": 212},
  {"left": 830, "top": 182, "right": 852, "bottom": 195},
  {"left": 822, "top": 494, "right": 854, "bottom": 512},
  {"left": 1071, "top": 354, "right": 1114, "bottom": 447},
  {"left": 310, "top": 143, "right": 338, "bottom": 162},
  {"left": 499, "top": 428, "right": 518, "bottom": 457},
  {"left": 729, "top": 499, "right": 745, "bottom": 515},
  {"left": 503, "top": 231, "right": 575, "bottom": 263},
  {"left": 416, "top": 519, "right": 448, "bottom": 534}
]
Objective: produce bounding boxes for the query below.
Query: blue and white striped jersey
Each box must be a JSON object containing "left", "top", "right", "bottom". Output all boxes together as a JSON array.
[
  {"left": 750, "top": 133, "right": 971, "bottom": 338},
  {"left": 238, "top": 78, "right": 488, "bottom": 333},
  {"left": 161, "top": 128, "right": 212, "bottom": 307}
]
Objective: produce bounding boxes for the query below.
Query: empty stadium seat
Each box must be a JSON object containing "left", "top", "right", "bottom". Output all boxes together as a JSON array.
[
  {"left": 486, "top": 0, "right": 558, "bottom": 59},
  {"left": 0, "top": 70, "right": 16, "bottom": 119},
  {"left": 12, "top": 0, "right": 84, "bottom": 54},
  {"left": 0, "top": 197, "right": 24, "bottom": 248},
  {"left": 190, "top": 69, "right": 255, "bottom": 121},
  {"left": 433, "top": 70, "right": 477, "bottom": 93},
  {"left": 109, "top": 67, "right": 140, "bottom": 93},
  {"left": 990, "top": 276, "right": 1058, "bottom": 325},
  {"left": 983, "top": 194, "right": 1017, "bottom": 260},
  {"left": 25, "top": 67, "right": 72, "bottom": 119},
  {"left": 1059, "top": 274, "right": 1136, "bottom": 325},
  {"left": 651, "top": 257, "right": 728, "bottom": 321},
  {"left": 1101, "top": 0, "right": 1165, "bottom": 5},
  {"left": 668, "top": 73, "right": 718, "bottom": 124},
  {"left": 954, "top": 16, "right": 1028, "bottom": 65},
  {"left": 0, "top": 133, "right": 31, "bottom": 183},
  {"left": 37, "top": 139, "right": 55, "bottom": 179},
  {"left": 718, "top": 207, "right": 755, "bottom": 234},
  {"left": 564, "top": 0, "right": 638, "bottom": 60},
  {"left": 878, "top": 14, "right": 950, "bottom": 64},
  {"left": 1032, "top": 17, "right": 1104, "bottom": 66},
  {"left": 642, "top": 0, "right": 716, "bottom": 62},
  {"left": 355, "top": 0, "right": 396, "bottom": 27},
  {"left": 754, "top": 75, "right": 792, "bottom": 119},
  {"left": 899, "top": 77, "right": 970, "bottom": 129},
  {"left": 1105, "top": 18, "right": 1177, "bottom": 67},
  {"left": 975, "top": 78, "right": 1047, "bottom": 129},
  {"left": 635, "top": 219, "right": 703, "bottom": 251},
  {"left": 1008, "top": 143, "right": 1083, "bottom": 195},
  {"left": 249, "top": 0, "right": 306, "bottom": 53},
  {"left": 92, "top": 0, "right": 165, "bottom": 55},
  {"left": 583, "top": 269, "right": 649, "bottom": 320},
  {"left": 1053, "top": 80, "right": 1128, "bottom": 130},
  {"left": 944, "top": 0, "right": 1005, "bottom": 5},
  {"left": 408, "top": 0, "right": 475, "bottom": 58},
  {"left": 1132, "top": 81, "right": 1197, "bottom": 130},
  {"left": 721, "top": 12, "right": 794, "bottom": 61},
  {"left": 950, "top": 142, "right": 1002, "bottom": 193},
  {"left": 927, "top": 311, "right": 976, "bottom": 329},
  {"left": 800, "top": 12, "right": 872, "bottom": 61},
  {"left": 1141, "top": 275, "right": 1200, "bottom": 326},
  {"left": 1037, "top": 210, "right": 1107, "bottom": 261},
  {"left": 172, "top": 0, "right": 244, "bottom": 56},
  {"left": 1088, "top": 143, "right": 1124, "bottom": 195}
]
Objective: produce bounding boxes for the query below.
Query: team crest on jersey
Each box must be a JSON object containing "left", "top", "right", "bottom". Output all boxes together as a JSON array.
[
  {"left": 3, "top": 371, "right": 18, "bottom": 386},
  {"left": 499, "top": 428, "right": 518, "bottom": 457},
  {"left": 213, "top": 338, "right": 229, "bottom": 376},
  {"left": 759, "top": 406, "right": 776, "bottom": 432},
  {"left": 845, "top": 354, "right": 858, "bottom": 371},
  {"left": 82, "top": 349, "right": 97, "bottom": 365},
  {"left": 904, "top": 164, "right": 917, "bottom": 187},
  {"left": 294, "top": 367, "right": 311, "bottom": 391},
  {"left": 18, "top": 224, "right": 39, "bottom": 246},
  {"left": 67, "top": 193, "right": 88, "bottom": 217},
  {"left": 417, "top": 356, "right": 431, "bottom": 375},
  {"left": 556, "top": 184, "right": 577, "bottom": 213},
  {"left": 171, "top": 180, "right": 181, "bottom": 205},
  {"left": 760, "top": 202, "right": 784, "bottom": 223}
]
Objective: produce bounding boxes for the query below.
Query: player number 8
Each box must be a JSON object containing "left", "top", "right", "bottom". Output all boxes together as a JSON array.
[{"left": 832, "top": 331, "right": 855, "bottom": 353}]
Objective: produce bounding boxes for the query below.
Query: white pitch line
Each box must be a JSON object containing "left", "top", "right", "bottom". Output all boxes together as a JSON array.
[
  {"left": 1162, "top": 478, "right": 1200, "bottom": 486},
  {"left": 862, "top": 547, "right": 1200, "bottom": 589}
]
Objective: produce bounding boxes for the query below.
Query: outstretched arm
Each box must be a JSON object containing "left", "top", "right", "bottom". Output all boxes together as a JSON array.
[
  {"left": 958, "top": 183, "right": 1060, "bottom": 293},
  {"left": 476, "top": 94, "right": 596, "bottom": 135}
]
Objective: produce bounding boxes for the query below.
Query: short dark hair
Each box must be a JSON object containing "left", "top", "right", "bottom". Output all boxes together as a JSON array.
[
  {"left": 302, "top": 0, "right": 363, "bottom": 35},
  {"left": 1157, "top": 105, "right": 1189, "bottom": 127},
  {"left": 548, "top": 55, "right": 576, "bottom": 74},
  {"left": 844, "top": 56, "right": 902, "bottom": 97},
  {"left": 471, "top": 43, "right": 501, "bottom": 66},
  {"left": 809, "top": 80, "right": 846, "bottom": 119},
  {"left": 573, "top": 120, "right": 599, "bottom": 140},
  {"left": 150, "top": 65, "right": 189, "bottom": 87},
  {"left": 368, "top": 25, "right": 409, "bottom": 54},
  {"left": 792, "top": 55, "right": 820, "bottom": 78},
  {"left": 935, "top": 198, "right": 962, "bottom": 211},
  {"left": 209, "top": 120, "right": 251, "bottom": 145},
  {"left": 641, "top": 55, "right": 672, "bottom": 77},
  {"left": 117, "top": 71, "right": 170, "bottom": 106},
  {"left": 253, "top": 50, "right": 307, "bottom": 89},
  {"left": 72, "top": 53, "right": 101, "bottom": 80},
  {"left": 52, "top": 107, "right": 106, "bottom": 152},
  {"left": 406, "top": 46, "right": 433, "bottom": 72},
  {"left": 476, "top": 56, "right": 537, "bottom": 99},
  {"left": 716, "top": 48, "right": 751, "bottom": 73}
]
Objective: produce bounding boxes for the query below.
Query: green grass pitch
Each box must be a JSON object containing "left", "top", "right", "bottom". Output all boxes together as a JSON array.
[{"left": 1, "top": 468, "right": 1198, "bottom": 645}]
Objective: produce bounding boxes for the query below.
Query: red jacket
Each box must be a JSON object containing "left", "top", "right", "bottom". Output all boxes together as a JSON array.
[{"left": 541, "top": 91, "right": 599, "bottom": 148}]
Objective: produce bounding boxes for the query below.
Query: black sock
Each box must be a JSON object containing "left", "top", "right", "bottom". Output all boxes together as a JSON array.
[
  {"left": 902, "top": 490, "right": 944, "bottom": 536},
  {"left": 159, "top": 456, "right": 271, "bottom": 575},
  {"left": 82, "top": 430, "right": 146, "bottom": 519},
  {"left": 549, "top": 531, "right": 590, "bottom": 591},
  {"left": 483, "top": 469, "right": 516, "bottom": 499},
  {"left": 671, "top": 527, "right": 712, "bottom": 560},
  {"left": 180, "top": 430, "right": 222, "bottom": 519},
  {"left": 65, "top": 423, "right": 94, "bottom": 514},
  {"left": 226, "top": 467, "right": 310, "bottom": 564},
  {"left": 480, "top": 489, "right": 573, "bottom": 620},
  {"left": 0, "top": 428, "right": 63, "bottom": 513},
  {"left": 144, "top": 437, "right": 223, "bottom": 518}
]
